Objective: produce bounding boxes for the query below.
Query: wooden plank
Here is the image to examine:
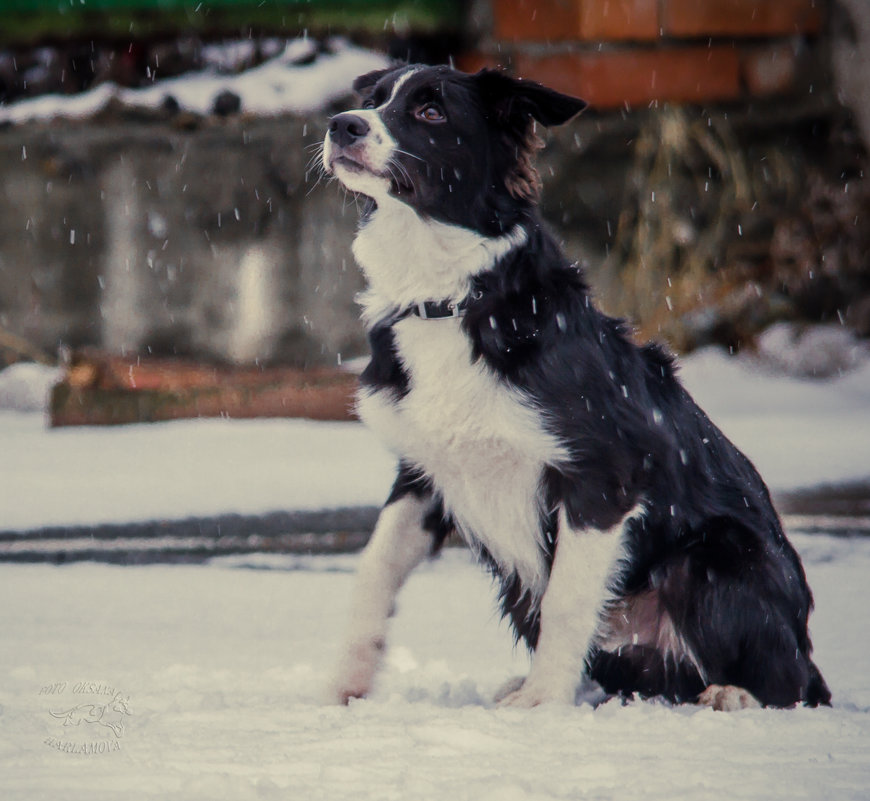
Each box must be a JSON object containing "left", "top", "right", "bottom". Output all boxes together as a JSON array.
[{"left": 50, "top": 351, "right": 359, "bottom": 427}]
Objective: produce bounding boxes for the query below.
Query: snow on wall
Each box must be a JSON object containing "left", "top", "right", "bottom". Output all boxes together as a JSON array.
[{"left": 0, "top": 38, "right": 389, "bottom": 124}]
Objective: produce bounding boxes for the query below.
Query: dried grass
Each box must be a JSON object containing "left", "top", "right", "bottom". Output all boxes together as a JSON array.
[{"left": 602, "top": 107, "right": 799, "bottom": 351}]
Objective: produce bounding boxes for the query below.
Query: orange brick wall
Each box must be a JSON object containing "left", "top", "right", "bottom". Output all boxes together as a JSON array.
[{"left": 462, "top": 0, "right": 825, "bottom": 108}]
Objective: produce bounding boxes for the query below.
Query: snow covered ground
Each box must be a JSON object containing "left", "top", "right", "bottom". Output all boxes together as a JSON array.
[
  {"left": 1, "top": 334, "right": 869, "bottom": 533},
  {"left": 0, "top": 409, "right": 393, "bottom": 532},
  {"left": 677, "top": 340, "right": 870, "bottom": 493},
  {"left": 0, "top": 337, "right": 869, "bottom": 799},
  {"left": 1, "top": 539, "right": 868, "bottom": 800}
]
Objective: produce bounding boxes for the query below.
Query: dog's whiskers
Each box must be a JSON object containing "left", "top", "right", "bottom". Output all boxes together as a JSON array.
[
  {"left": 304, "top": 143, "right": 330, "bottom": 196},
  {"left": 386, "top": 158, "right": 415, "bottom": 193},
  {"left": 393, "top": 147, "right": 425, "bottom": 163},
  {"left": 305, "top": 142, "right": 326, "bottom": 171}
]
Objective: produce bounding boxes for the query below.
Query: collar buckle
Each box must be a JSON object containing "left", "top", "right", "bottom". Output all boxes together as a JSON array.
[{"left": 413, "top": 299, "right": 466, "bottom": 320}]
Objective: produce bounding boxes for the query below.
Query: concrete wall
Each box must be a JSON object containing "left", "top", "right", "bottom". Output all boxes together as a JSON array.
[
  {"left": 1, "top": 75, "right": 865, "bottom": 369},
  {"left": 0, "top": 114, "right": 367, "bottom": 368}
]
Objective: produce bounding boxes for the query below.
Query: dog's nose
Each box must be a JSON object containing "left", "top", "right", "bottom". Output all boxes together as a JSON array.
[{"left": 328, "top": 113, "right": 371, "bottom": 148}]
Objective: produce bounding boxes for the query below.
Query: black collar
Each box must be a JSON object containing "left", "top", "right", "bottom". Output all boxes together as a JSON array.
[{"left": 395, "top": 296, "right": 471, "bottom": 321}]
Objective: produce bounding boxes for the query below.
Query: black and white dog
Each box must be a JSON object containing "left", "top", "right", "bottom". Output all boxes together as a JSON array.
[{"left": 322, "top": 64, "right": 830, "bottom": 710}]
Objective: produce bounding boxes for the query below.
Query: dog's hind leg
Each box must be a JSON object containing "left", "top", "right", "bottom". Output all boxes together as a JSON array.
[
  {"left": 651, "top": 519, "right": 831, "bottom": 708},
  {"left": 326, "top": 491, "right": 442, "bottom": 704},
  {"left": 499, "top": 506, "right": 642, "bottom": 707}
]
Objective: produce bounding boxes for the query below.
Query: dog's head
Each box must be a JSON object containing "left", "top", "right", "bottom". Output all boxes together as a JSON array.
[{"left": 322, "top": 65, "right": 586, "bottom": 235}]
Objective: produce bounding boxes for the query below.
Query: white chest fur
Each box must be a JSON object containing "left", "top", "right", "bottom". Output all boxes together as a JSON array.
[
  {"left": 353, "top": 199, "right": 527, "bottom": 324},
  {"left": 357, "top": 316, "right": 565, "bottom": 596}
]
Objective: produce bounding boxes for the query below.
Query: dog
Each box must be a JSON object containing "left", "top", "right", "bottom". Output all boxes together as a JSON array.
[{"left": 321, "top": 64, "right": 831, "bottom": 710}]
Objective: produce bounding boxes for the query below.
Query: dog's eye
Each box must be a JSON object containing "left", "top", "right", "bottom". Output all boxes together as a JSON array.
[
  {"left": 361, "top": 98, "right": 376, "bottom": 110},
  {"left": 416, "top": 103, "right": 445, "bottom": 123}
]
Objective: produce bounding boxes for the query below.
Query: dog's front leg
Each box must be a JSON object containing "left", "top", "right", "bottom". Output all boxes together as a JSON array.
[
  {"left": 327, "top": 493, "right": 435, "bottom": 704},
  {"left": 499, "top": 508, "right": 635, "bottom": 707}
]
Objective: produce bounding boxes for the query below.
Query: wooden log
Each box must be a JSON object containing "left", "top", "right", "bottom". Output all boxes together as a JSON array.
[{"left": 50, "top": 351, "right": 359, "bottom": 427}]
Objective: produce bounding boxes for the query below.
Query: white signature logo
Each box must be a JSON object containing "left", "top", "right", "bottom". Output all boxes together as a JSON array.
[{"left": 49, "top": 691, "right": 131, "bottom": 738}]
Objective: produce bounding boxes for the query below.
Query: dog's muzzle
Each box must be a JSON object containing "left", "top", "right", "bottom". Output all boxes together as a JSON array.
[{"left": 323, "top": 109, "right": 396, "bottom": 196}]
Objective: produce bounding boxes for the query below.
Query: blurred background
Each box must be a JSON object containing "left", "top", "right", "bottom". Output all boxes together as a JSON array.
[
  {"left": 2, "top": 9, "right": 869, "bottom": 786},
  {"left": 0, "top": 0, "right": 869, "bottom": 427}
]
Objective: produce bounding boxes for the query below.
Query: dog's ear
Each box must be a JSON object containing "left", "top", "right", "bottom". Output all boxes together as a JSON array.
[
  {"left": 474, "top": 69, "right": 587, "bottom": 128},
  {"left": 352, "top": 68, "right": 391, "bottom": 95}
]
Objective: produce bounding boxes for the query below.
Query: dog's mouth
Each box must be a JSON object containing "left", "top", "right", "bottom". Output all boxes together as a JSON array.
[
  {"left": 330, "top": 153, "right": 368, "bottom": 174},
  {"left": 329, "top": 152, "right": 415, "bottom": 199}
]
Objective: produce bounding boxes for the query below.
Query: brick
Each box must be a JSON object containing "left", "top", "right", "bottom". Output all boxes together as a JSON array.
[
  {"left": 514, "top": 46, "right": 742, "bottom": 108},
  {"left": 663, "top": 0, "right": 822, "bottom": 38},
  {"left": 742, "top": 45, "right": 797, "bottom": 95},
  {"left": 510, "top": 52, "right": 584, "bottom": 99},
  {"left": 493, "top": 0, "right": 658, "bottom": 43},
  {"left": 493, "top": 0, "right": 580, "bottom": 42},
  {"left": 455, "top": 50, "right": 510, "bottom": 75},
  {"left": 578, "top": 0, "right": 660, "bottom": 42}
]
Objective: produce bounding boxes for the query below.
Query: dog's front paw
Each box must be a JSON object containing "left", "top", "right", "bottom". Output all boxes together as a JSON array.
[
  {"left": 325, "top": 673, "right": 370, "bottom": 706},
  {"left": 325, "top": 636, "right": 386, "bottom": 705},
  {"left": 493, "top": 675, "right": 526, "bottom": 704},
  {"left": 497, "top": 677, "right": 576, "bottom": 708}
]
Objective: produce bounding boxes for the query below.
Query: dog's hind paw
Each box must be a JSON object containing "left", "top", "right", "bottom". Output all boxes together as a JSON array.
[{"left": 697, "top": 684, "right": 762, "bottom": 711}]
